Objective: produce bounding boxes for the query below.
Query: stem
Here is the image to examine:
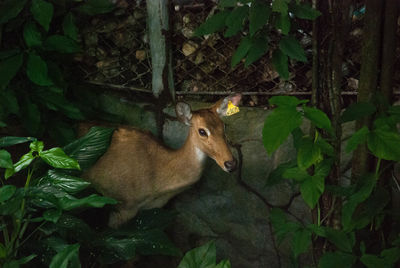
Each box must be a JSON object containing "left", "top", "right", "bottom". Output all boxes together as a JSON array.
[
  {"left": 375, "top": 158, "right": 382, "bottom": 177},
  {"left": 317, "top": 202, "right": 321, "bottom": 227}
]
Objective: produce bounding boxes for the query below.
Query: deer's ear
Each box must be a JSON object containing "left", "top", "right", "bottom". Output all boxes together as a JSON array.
[
  {"left": 213, "top": 93, "right": 242, "bottom": 117},
  {"left": 176, "top": 102, "right": 192, "bottom": 126}
]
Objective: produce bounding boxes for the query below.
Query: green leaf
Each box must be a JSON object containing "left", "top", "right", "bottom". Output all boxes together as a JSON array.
[
  {"left": 0, "top": 0, "right": 28, "bottom": 24},
  {"left": 219, "top": 0, "right": 236, "bottom": 7},
  {"left": 3, "top": 254, "right": 37, "bottom": 267},
  {"left": 30, "top": 140, "right": 44, "bottom": 152},
  {"left": 23, "top": 21, "right": 42, "bottom": 47},
  {"left": 324, "top": 228, "right": 353, "bottom": 252},
  {"left": 40, "top": 147, "right": 80, "bottom": 170},
  {"left": 0, "top": 136, "right": 37, "bottom": 148},
  {"left": 43, "top": 209, "right": 62, "bottom": 223},
  {"left": 0, "top": 49, "right": 20, "bottom": 60},
  {"left": 342, "top": 173, "right": 377, "bottom": 231},
  {"left": 283, "top": 167, "right": 311, "bottom": 182},
  {"left": 292, "top": 228, "right": 311, "bottom": 258},
  {"left": 249, "top": 1, "right": 271, "bottom": 36},
  {"left": 131, "top": 229, "right": 181, "bottom": 257},
  {"left": 178, "top": 241, "right": 216, "bottom": 268},
  {"left": 31, "top": 0, "right": 54, "bottom": 32},
  {"left": 95, "top": 236, "right": 136, "bottom": 263},
  {"left": 266, "top": 161, "right": 297, "bottom": 186},
  {"left": 279, "top": 36, "right": 307, "bottom": 62},
  {"left": 39, "top": 169, "right": 90, "bottom": 194},
  {"left": 76, "top": 0, "right": 115, "bottom": 15},
  {"left": 272, "top": 0, "right": 290, "bottom": 14},
  {"left": 0, "top": 150, "right": 13, "bottom": 169},
  {"left": 269, "top": 208, "right": 301, "bottom": 244},
  {"left": 300, "top": 175, "right": 324, "bottom": 209},
  {"left": 314, "top": 159, "right": 333, "bottom": 178},
  {"left": 381, "top": 247, "right": 400, "bottom": 265},
  {"left": 0, "top": 185, "right": 16, "bottom": 202},
  {"left": 303, "top": 106, "right": 332, "bottom": 131},
  {"left": 63, "top": 13, "right": 79, "bottom": 41},
  {"left": 49, "top": 244, "right": 80, "bottom": 268},
  {"left": 0, "top": 189, "right": 23, "bottom": 215},
  {"left": 194, "top": 10, "right": 229, "bottom": 36},
  {"left": 319, "top": 252, "right": 357, "bottom": 268},
  {"left": 269, "top": 96, "right": 308, "bottom": 107},
  {"left": 289, "top": 2, "right": 321, "bottom": 20},
  {"left": 271, "top": 49, "right": 289, "bottom": 80},
  {"left": 215, "top": 260, "right": 231, "bottom": 268},
  {"left": 231, "top": 36, "right": 252, "bottom": 68},
  {"left": 63, "top": 127, "right": 114, "bottom": 171},
  {"left": 341, "top": 102, "right": 376, "bottom": 123},
  {"left": 43, "top": 35, "right": 81, "bottom": 53},
  {"left": 275, "top": 13, "right": 290, "bottom": 35},
  {"left": 346, "top": 126, "right": 369, "bottom": 153},
  {"left": 297, "top": 137, "right": 322, "bottom": 170},
  {"left": 360, "top": 254, "right": 385, "bottom": 268},
  {"left": 367, "top": 129, "right": 400, "bottom": 161},
  {"left": 245, "top": 37, "right": 269, "bottom": 67},
  {"left": 315, "top": 137, "right": 334, "bottom": 156},
  {"left": 263, "top": 107, "right": 302, "bottom": 154},
  {"left": 0, "top": 53, "right": 23, "bottom": 90},
  {"left": 6, "top": 151, "right": 36, "bottom": 179},
  {"left": 26, "top": 53, "right": 53, "bottom": 86},
  {"left": 59, "top": 194, "right": 117, "bottom": 210},
  {"left": 224, "top": 6, "right": 248, "bottom": 37}
]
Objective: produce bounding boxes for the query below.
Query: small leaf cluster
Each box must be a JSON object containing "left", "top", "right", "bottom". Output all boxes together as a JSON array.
[
  {"left": 0, "top": 0, "right": 115, "bottom": 144},
  {"left": 263, "top": 96, "right": 400, "bottom": 266},
  {"left": 194, "top": 0, "right": 320, "bottom": 79},
  {"left": 178, "top": 241, "right": 231, "bottom": 268},
  {"left": 0, "top": 127, "right": 181, "bottom": 267}
]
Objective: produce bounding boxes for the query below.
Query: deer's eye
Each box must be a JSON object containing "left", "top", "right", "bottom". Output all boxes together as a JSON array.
[{"left": 198, "top": 128, "right": 208, "bottom": 137}]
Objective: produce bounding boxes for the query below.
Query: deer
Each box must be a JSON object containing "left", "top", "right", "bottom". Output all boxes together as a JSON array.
[{"left": 83, "top": 94, "right": 242, "bottom": 228}]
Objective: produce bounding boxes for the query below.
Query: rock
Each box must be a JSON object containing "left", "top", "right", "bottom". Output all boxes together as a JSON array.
[{"left": 182, "top": 41, "right": 198, "bottom": 56}]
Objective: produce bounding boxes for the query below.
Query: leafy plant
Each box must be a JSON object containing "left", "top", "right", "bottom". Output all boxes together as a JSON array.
[
  {"left": 194, "top": 0, "right": 321, "bottom": 78},
  {"left": 263, "top": 96, "right": 400, "bottom": 267},
  {"left": 0, "top": 0, "right": 115, "bottom": 144},
  {"left": 178, "top": 241, "right": 231, "bottom": 268},
  {"left": 0, "top": 127, "right": 180, "bottom": 267}
]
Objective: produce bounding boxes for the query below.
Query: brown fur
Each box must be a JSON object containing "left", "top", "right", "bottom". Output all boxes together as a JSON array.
[{"left": 82, "top": 96, "right": 240, "bottom": 228}]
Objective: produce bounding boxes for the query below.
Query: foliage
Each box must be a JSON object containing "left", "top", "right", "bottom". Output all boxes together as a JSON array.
[
  {"left": 194, "top": 0, "right": 320, "bottom": 79},
  {"left": 0, "top": 0, "right": 115, "bottom": 144},
  {"left": 178, "top": 241, "right": 231, "bottom": 268},
  {"left": 263, "top": 96, "right": 400, "bottom": 267},
  {"left": 0, "top": 127, "right": 180, "bottom": 267}
]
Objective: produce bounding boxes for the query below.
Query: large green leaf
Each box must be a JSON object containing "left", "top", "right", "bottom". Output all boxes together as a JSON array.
[
  {"left": 324, "top": 228, "right": 354, "bottom": 253},
  {"left": 341, "top": 102, "right": 376, "bottom": 123},
  {"left": 43, "top": 35, "right": 81, "bottom": 53},
  {"left": 249, "top": 1, "right": 271, "bottom": 36},
  {"left": 0, "top": 0, "right": 28, "bottom": 24},
  {"left": 319, "top": 252, "right": 357, "bottom": 268},
  {"left": 43, "top": 209, "right": 62, "bottom": 223},
  {"left": 279, "top": 36, "right": 307, "bottom": 62},
  {"left": 271, "top": 49, "right": 289, "bottom": 80},
  {"left": 0, "top": 150, "right": 13, "bottom": 169},
  {"left": 283, "top": 167, "right": 311, "bottom": 182},
  {"left": 31, "top": 0, "right": 54, "bottom": 31},
  {"left": 39, "top": 169, "right": 90, "bottom": 194},
  {"left": 5, "top": 151, "right": 35, "bottom": 179},
  {"left": 40, "top": 147, "right": 80, "bottom": 170},
  {"left": 272, "top": 0, "right": 290, "bottom": 14},
  {"left": 23, "top": 21, "right": 42, "bottom": 47},
  {"left": 289, "top": 2, "right": 321, "bottom": 20},
  {"left": 292, "top": 228, "right": 312, "bottom": 258},
  {"left": 63, "top": 127, "right": 114, "bottom": 171},
  {"left": 263, "top": 106, "right": 302, "bottom": 154},
  {"left": 303, "top": 106, "right": 332, "bottom": 131},
  {"left": 269, "top": 96, "right": 308, "bottom": 107},
  {"left": 58, "top": 194, "right": 117, "bottom": 210},
  {"left": 224, "top": 6, "right": 248, "bottom": 37},
  {"left": 0, "top": 53, "right": 23, "bottom": 90},
  {"left": 62, "top": 13, "right": 78, "bottom": 41},
  {"left": 26, "top": 53, "right": 53, "bottom": 86},
  {"left": 300, "top": 175, "right": 324, "bottom": 209},
  {"left": 266, "top": 161, "right": 297, "bottom": 186},
  {"left": 49, "top": 244, "right": 80, "bottom": 268},
  {"left": 367, "top": 129, "right": 400, "bottom": 161},
  {"left": 297, "top": 137, "right": 322, "bottom": 170},
  {"left": 346, "top": 126, "right": 369, "bottom": 153},
  {"left": 245, "top": 37, "right": 269, "bottom": 67},
  {"left": 76, "top": 0, "right": 115, "bottom": 15},
  {"left": 231, "top": 36, "right": 252, "bottom": 68},
  {"left": 269, "top": 208, "right": 301, "bottom": 244},
  {"left": 178, "top": 241, "right": 216, "bottom": 268},
  {"left": 0, "top": 136, "right": 37, "bottom": 148},
  {"left": 95, "top": 236, "right": 136, "bottom": 263},
  {"left": 3, "top": 254, "right": 37, "bottom": 268},
  {"left": 194, "top": 10, "right": 230, "bottom": 36},
  {"left": 0, "top": 185, "right": 16, "bottom": 202}
]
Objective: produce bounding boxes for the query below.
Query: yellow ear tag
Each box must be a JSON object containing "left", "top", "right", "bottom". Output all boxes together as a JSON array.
[{"left": 226, "top": 101, "right": 239, "bottom": 116}]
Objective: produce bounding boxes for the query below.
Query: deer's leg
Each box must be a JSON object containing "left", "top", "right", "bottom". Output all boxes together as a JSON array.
[{"left": 108, "top": 204, "right": 139, "bottom": 228}]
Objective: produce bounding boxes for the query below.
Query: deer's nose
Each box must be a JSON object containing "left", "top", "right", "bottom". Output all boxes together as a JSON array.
[{"left": 224, "top": 159, "right": 237, "bottom": 172}]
